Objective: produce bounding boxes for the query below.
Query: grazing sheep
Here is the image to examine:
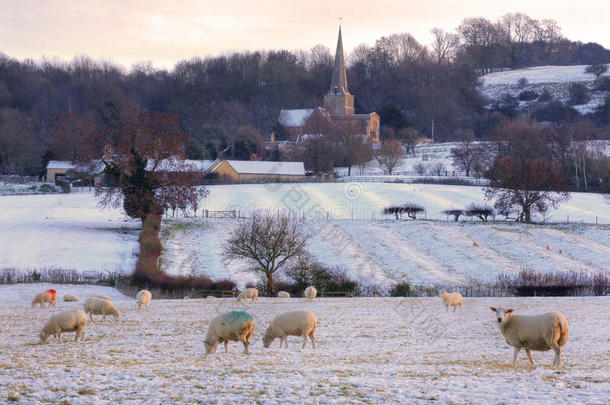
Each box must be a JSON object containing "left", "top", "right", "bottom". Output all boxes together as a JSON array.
[
  {"left": 546, "top": 245, "right": 553, "bottom": 251},
  {"left": 204, "top": 311, "right": 255, "bottom": 355},
  {"left": 490, "top": 307, "right": 569, "bottom": 366},
  {"left": 92, "top": 295, "right": 111, "bottom": 301},
  {"left": 559, "top": 249, "right": 563, "bottom": 254},
  {"left": 472, "top": 241, "right": 481, "bottom": 248},
  {"left": 440, "top": 290, "right": 463, "bottom": 312},
  {"left": 63, "top": 294, "right": 79, "bottom": 302},
  {"left": 304, "top": 286, "right": 317, "bottom": 301},
  {"left": 354, "top": 253, "right": 362, "bottom": 258},
  {"left": 32, "top": 290, "right": 57, "bottom": 308},
  {"left": 373, "top": 289, "right": 382, "bottom": 297},
  {"left": 277, "top": 291, "right": 291, "bottom": 298},
  {"left": 263, "top": 310, "right": 318, "bottom": 349},
  {"left": 39, "top": 309, "right": 87, "bottom": 343},
  {"left": 401, "top": 273, "right": 409, "bottom": 279},
  {"left": 83, "top": 297, "right": 120, "bottom": 321},
  {"left": 136, "top": 290, "right": 152, "bottom": 310},
  {"left": 237, "top": 288, "right": 258, "bottom": 303}
]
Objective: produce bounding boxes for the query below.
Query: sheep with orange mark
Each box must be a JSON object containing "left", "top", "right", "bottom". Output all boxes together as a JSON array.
[{"left": 32, "top": 290, "right": 57, "bottom": 308}]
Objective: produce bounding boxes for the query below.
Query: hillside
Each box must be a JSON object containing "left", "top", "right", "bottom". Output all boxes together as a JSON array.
[
  {"left": 2, "top": 185, "right": 608, "bottom": 288},
  {"left": 479, "top": 65, "right": 610, "bottom": 115}
]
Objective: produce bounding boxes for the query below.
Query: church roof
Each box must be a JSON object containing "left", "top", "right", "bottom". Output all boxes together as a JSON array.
[
  {"left": 328, "top": 26, "right": 351, "bottom": 96},
  {"left": 279, "top": 108, "right": 316, "bottom": 127}
]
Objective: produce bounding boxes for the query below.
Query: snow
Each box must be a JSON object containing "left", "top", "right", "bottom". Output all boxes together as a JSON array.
[
  {"left": 481, "top": 65, "right": 609, "bottom": 86},
  {"left": 2, "top": 186, "right": 608, "bottom": 287},
  {"left": 479, "top": 65, "right": 609, "bottom": 115},
  {"left": 0, "top": 193, "right": 139, "bottom": 274},
  {"left": 279, "top": 108, "right": 315, "bottom": 127},
  {"left": 46, "top": 160, "right": 76, "bottom": 170},
  {"left": 0, "top": 283, "right": 608, "bottom": 404},
  {"left": 223, "top": 160, "right": 305, "bottom": 176}
]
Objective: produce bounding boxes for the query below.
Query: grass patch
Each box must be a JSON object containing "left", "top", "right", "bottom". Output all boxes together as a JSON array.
[
  {"left": 77, "top": 388, "right": 96, "bottom": 395},
  {"left": 491, "top": 226, "right": 524, "bottom": 234}
]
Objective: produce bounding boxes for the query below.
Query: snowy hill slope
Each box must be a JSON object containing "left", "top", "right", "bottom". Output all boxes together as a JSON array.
[
  {"left": 2, "top": 186, "right": 608, "bottom": 287},
  {"left": 480, "top": 65, "right": 609, "bottom": 115}
]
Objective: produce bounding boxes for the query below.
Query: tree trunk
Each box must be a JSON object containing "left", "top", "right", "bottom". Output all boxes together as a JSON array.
[
  {"left": 523, "top": 207, "right": 531, "bottom": 223},
  {"left": 265, "top": 271, "right": 274, "bottom": 297}
]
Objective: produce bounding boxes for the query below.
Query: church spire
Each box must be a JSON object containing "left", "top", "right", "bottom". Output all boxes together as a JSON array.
[
  {"left": 324, "top": 24, "right": 354, "bottom": 115},
  {"left": 328, "top": 26, "right": 350, "bottom": 96}
]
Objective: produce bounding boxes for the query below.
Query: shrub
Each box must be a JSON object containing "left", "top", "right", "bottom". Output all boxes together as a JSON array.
[
  {"left": 595, "top": 77, "right": 610, "bottom": 91},
  {"left": 465, "top": 204, "right": 494, "bottom": 222},
  {"left": 496, "top": 268, "right": 608, "bottom": 296},
  {"left": 517, "top": 77, "right": 529, "bottom": 88},
  {"left": 442, "top": 209, "right": 464, "bottom": 222},
  {"left": 538, "top": 88, "right": 553, "bottom": 102},
  {"left": 568, "top": 82, "right": 591, "bottom": 105},
  {"left": 286, "top": 258, "right": 359, "bottom": 295},
  {"left": 383, "top": 202, "right": 425, "bottom": 220},
  {"left": 518, "top": 90, "right": 538, "bottom": 101},
  {"left": 390, "top": 281, "right": 413, "bottom": 297}
]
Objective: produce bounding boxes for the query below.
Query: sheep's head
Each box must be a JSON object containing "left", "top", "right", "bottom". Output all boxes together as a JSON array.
[
  {"left": 262, "top": 334, "right": 274, "bottom": 348},
  {"left": 490, "top": 307, "right": 513, "bottom": 324},
  {"left": 204, "top": 341, "right": 213, "bottom": 354},
  {"left": 439, "top": 290, "right": 447, "bottom": 296},
  {"left": 39, "top": 330, "right": 50, "bottom": 343}
]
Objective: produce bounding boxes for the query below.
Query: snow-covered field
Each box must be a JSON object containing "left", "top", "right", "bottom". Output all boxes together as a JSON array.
[
  {"left": 480, "top": 65, "right": 609, "bottom": 115},
  {"left": 0, "top": 283, "right": 608, "bottom": 404},
  {"left": 0, "top": 193, "right": 139, "bottom": 275},
  {"left": 2, "top": 185, "right": 609, "bottom": 287}
]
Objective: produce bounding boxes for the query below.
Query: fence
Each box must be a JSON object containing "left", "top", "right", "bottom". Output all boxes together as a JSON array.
[
  {"left": 114, "top": 277, "right": 236, "bottom": 299},
  {"left": 0, "top": 268, "right": 114, "bottom": 285}
]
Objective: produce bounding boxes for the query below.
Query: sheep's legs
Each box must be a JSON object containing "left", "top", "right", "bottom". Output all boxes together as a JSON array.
[
  {"left": 241, "top": 338, "right": 250, "bottom": 355},
  {"left": 224, "top": 341, "right": 229, "bottom": 353},
  {"left": 302, "top": 336, "right": 308, "bottom": 349},
  {"left": 550, "top": 344, "right": 562, "bottom": 366},
  {"left": 310, "top": 334, "right": 316, "bottom": 349},
  {"left": 525, "top": 349, "right": 535, "bottom": 365},
  {"left": 512, "top": 347, "right": 521, "bottom": 365}
]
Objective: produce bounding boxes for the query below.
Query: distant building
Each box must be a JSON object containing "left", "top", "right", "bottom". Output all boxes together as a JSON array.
[
  {"left": 206, "top": 160, "right": 305, "bottom": 182},
  {"left": 278, "top": 26, "right": 380, "bottom": 143},
  {"left": 45, "top": 160, "right": 104, "bottom": 186}
]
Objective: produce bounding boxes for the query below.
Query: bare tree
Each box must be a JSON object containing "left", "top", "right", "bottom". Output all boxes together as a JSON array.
[
  {"left": 383, "top": 203, "right": 425, "bottom": 220},
  {"left": 430, "top": 161, "right": 446, "bottom": 176},
  {"left": 442, "top": 209, "right": 464, "bottom": 222},
  {"left": 430, "top": 28, "right": 461, "bottom": 64},
  {"left": 224, "top": 214, "right": 309, "bottom": 296},
  {"left": 374, "top": 139, "right": 403, "bottom": 175}
]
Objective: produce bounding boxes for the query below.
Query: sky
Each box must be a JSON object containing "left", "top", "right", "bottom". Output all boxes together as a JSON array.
[{"left": 1, "top": 0, "right": 608, "bottom": 71}]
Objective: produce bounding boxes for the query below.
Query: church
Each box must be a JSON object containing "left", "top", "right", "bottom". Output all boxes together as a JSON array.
[{"left": 277, "top": 27, "right": 380, "bottom": 144}]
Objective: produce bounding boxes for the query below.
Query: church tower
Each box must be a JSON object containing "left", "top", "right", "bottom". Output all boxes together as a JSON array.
[{"left": 324, "top": 26, "right": 354, "bottom": 116}]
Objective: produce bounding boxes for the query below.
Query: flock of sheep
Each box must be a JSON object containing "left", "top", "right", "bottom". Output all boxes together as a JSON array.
[{"left": 31, "top": 285, "right": 569, "bottom": 366}]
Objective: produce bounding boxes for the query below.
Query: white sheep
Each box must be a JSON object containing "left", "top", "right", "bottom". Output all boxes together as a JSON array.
[
  {"left": 263, "top": 310, "right": 318, "bottom": 349},
  {"left": 490, "top": 307, "right": 569, "bottom": 366},
  {"left": 304, "top": 286, "right": 317, "bottom": 301},
  {"left": 237, "top": 288, "right": 258, "bottom": 303},
  {"left": 136, "top": 290, "right": 152, "bottom": 310},
  {"left": 472, "top": 241, "right": 481, "bottom": 248},
  {"left": 63, "top": 294, "right": 79, "bottom": 302},
  {"left": 204, "top": 311, "right": 255, "bottom": 355},
  {"left": 83, "top": 297, "right": 120, "bottom": 321},
  {"left": 39, "top": 309, "right": 87, "bottom": 343},
  {"left": 32, "top": 290, "right": 57, "bottom": 308},
  {"left": 546, "top": 245, "right": 553, "bottom": 251},
  {"left": 277, "top": 291, "right": 290, "bottom": 298},
  {"left": 440, "top": 290, "right": 463, "bottom": 312}
]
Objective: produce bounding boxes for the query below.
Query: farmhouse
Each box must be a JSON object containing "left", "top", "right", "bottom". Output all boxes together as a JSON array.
[
  {"left": 45, "top": 160, "right": 104, "bottom": 186},
  {"left": 207, "top": 160, "right": 305, "bottom": 181}
]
